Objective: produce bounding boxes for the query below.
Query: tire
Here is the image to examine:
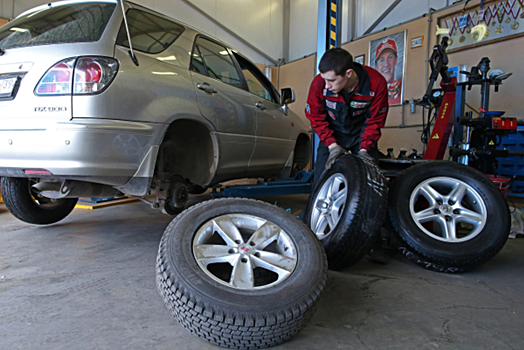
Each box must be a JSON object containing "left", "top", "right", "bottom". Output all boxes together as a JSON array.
[
  {"left": 1, "top": 177, "right": 78, "bottom": 225},
  {"left": 290, "top": 135, "right": 310, "bottom": 177},
  {"left": 156, "top": 198, "right": 327, "bottom": 349},
  {"left": 387, "top": 161, "right": 510, "bottom": 273},
  {"left": 303, "top": 154, "right": 388, "bottom": 270}
]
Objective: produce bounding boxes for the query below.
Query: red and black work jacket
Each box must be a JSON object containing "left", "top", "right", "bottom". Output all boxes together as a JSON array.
[{"left": 305, "top": 63, "right": 389, "bottom": 151}]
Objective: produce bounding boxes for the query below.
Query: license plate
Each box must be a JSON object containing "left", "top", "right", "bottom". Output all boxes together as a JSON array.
[{"left": 0, "top": 77, "right": 17, "bottom": 98}]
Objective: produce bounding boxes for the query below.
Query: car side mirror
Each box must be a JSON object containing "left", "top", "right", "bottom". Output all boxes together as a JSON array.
[{"left": 281, "top": 87, "right": 296, "bottom": 105}]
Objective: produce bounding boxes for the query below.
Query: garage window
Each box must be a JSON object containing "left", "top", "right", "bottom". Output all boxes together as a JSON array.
[
  {"left": 116, "top": 9, "right": 184, "bottom": 54},
  {"left": 190, "top": 37, "right": 243, "bottom": 89}
]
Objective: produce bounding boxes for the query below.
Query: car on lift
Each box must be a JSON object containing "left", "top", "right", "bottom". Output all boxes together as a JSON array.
[{"left": 0, "top": 0, "right": 311, "bottom": 224}]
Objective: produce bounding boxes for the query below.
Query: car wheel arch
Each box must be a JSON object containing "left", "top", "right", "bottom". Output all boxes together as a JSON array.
[{"left": 155, "top": 118, "right": 218, "bottom": 187}]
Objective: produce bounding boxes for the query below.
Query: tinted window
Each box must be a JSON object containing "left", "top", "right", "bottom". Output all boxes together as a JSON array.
[
  {"left": 0, "top": 3, "right": 116, "bottom": 50},
  {"left": 234, "top": 53, "right": 277, "bottom": 103},
  {"left": 191, "top": 38, "right": 242, "bottom": 88},
  {"left": 116, "top": 9, "right": 184, "bottom": 54}
]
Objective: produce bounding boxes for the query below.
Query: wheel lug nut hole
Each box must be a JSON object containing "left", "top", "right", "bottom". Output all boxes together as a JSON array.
[
  {"left": 240, "top": 257, "right": 248, "bottom": 263},
  {"left": 228, "top": 249, "right": 236, "bottom": 254},
  {"left": 254, "top": 252, "right": 261, "bottom": 258},
  {"left": 249, "top": 241, "right": 256, "bottom": 246},
  {"left": 234, "top": 240, "right": 242, "bottom": 244}
]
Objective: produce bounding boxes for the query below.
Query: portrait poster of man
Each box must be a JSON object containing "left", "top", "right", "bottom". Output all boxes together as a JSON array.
[{"left": 369, "top": 31, "right": 406, "bottom": 106}]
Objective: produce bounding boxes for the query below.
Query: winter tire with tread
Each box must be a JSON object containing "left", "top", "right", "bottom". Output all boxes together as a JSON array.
[
  {"left": 303, "top": 154, "right": 388, "bottom": 270},
  {"left": 156, "top": 198, "right": 328, "bottom": 349}
]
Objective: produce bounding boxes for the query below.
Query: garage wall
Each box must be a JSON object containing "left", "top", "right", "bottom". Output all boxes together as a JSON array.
[
  {"left": 289, "top": 0, "right": 318, "bottom": 61},
  {"left": 278, "top": 54, "right": 316, "bottom": 125},
  {"left": 279, "top": 0, "right": 524, "bottom": 156},
  {"left": 0, "top": 0, "right": 283, "bottom": 66}
]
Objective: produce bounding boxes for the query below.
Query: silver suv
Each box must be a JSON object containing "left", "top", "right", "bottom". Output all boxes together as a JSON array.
[{"left": 0, "top": 0, "right": 310, "bottom": 224}]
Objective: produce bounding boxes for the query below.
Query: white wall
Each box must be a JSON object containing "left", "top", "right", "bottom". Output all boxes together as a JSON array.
[
  {"left": 356, "top": 0, "right": 450, "bottom": 37},
  {"left": 289, "top": 0, "right": 317, "bottom": 62},
  {"left": 0, "top": 0, "right": 283, "bottom": 66}
]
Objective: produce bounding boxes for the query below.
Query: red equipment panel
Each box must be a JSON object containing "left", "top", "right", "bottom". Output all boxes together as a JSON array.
[
  {"left": 424, "top": 77, "right": 457, "bottom": 160},
  {"left": 492, "top": 117, "right": 517, "bottom": 130}
]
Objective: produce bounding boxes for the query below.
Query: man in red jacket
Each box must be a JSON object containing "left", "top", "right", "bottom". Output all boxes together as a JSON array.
[{"left": 305, "top": 48, "right": 389, "bottom": 181}]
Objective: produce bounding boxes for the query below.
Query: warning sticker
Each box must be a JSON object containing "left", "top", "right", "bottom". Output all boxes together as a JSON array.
[
  {"left": 432, "top": 134, "right": 440, "bottom": 139},
  {"left": 489, "top": 140, "right": 495, "bottom": 145}
]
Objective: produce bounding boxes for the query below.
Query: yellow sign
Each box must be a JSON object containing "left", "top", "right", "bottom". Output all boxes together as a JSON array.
[
  {"left": 432, "top": 134, "right": 440, "bottom": 139},
  {"left": 489, "top": 140, "right": 495, "bottom": 145}
]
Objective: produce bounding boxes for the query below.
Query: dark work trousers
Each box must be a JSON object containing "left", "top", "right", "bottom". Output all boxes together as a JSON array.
[{"left": 314, "top": 142, "right": 380, "bottom": 183}]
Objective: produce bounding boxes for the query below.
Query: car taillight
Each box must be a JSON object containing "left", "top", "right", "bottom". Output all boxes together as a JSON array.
[
  {"left": 73, "top": 57, "right": 118, "bottom": 94},
  {"left": 35, "top": 57, "right": 118, "bottom": 96},
  {"left": 35, "top": 59, "right": 74, "bottom": 95}
]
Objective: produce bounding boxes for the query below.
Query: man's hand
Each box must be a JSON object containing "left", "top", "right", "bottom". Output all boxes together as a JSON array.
[
  {"left": 357, "top": 149, "right": 373, "bottom": 161},
  {"left": 326, "top": 144, "right": 347, "bottom": 170}
]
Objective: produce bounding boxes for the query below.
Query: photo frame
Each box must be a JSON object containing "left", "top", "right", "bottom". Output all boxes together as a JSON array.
[
  {"left": 354, "top": 54, "right": 365, "bottom": 65},
  {"left": 438, "top": 0, "right": 524, "bottom": 53},
  {"left": 369, "top": 30, "right": 406, "bottom": 106},
  {"left": 411, "top": 36, "right": 424, "bottom": 48}
]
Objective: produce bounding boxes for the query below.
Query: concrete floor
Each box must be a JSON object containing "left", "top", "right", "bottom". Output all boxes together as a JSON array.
[{"left": 1, "top": 193, "right": 523, "bottom": 350}]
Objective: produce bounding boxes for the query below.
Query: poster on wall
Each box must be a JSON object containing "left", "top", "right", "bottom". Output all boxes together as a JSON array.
[
  {"left": 369, "top": 31, "right": 406, "bottom": 106},
  {"left": 438, "top": 0, "right": 524, "bottom": 52}
]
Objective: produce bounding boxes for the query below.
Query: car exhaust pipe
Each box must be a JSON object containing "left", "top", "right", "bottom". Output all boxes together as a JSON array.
[{"left": 32, "top": 180, "right": 122, "bottom": 199}]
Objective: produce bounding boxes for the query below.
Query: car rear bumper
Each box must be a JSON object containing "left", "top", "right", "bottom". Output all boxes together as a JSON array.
[{"left": 0, "top": 118, "right": 166, "bottom": 188}]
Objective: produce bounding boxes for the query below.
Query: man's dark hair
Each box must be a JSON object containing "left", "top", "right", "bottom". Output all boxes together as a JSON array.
[{"left": 318, "top": 48, "right": 354, "bottom": 76}]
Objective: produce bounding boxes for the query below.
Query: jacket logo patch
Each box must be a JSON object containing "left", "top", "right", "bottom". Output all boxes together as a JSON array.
[
  {"left": 306, "top": 103, "right": 311, "bottom": 113},
  {"left": 370, "top": 91, "right": 375, "bottom": 96},
  {"left": 326, "top": 100, "right": 337, "bottom": 109},
  {"left": 379, "top": 107, "right": 388, "bottom": 113},
  {"left": 328, "top": 111, "right": 336, "bottom": 120},
  {"left": 353, "top": 109, "right": 365, "bottom": 116},
  {"left": 350, "top": 101, "right": 371, "bottom": 108}
]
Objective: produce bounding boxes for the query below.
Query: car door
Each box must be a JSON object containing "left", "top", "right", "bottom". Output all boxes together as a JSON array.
[
  {"left": 232, "top": 53, "right": 295, "bottom": 174},
  {"left": 189, "top": 36, "right": 256, "bottom": 177}
]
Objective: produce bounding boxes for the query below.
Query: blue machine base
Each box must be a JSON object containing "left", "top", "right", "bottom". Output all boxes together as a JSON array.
[{"left": 210, "top": 171, "right": 314, "bottom": 198}]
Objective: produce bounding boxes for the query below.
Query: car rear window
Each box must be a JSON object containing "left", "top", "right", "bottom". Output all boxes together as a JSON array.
[
  {"left": 0, "top": 3, "right": 116, "bottom": 50},
  {"left": 116, "top": 9, "right": 185, "bottom": 54}
]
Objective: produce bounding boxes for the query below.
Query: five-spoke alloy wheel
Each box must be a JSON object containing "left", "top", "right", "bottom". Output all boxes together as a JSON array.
[
  {"left": 388, "top": 161, "right": 510, "bottom": 272},
  {"left": 157, "top": 198, "right": 327, "bottom": 349}
]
